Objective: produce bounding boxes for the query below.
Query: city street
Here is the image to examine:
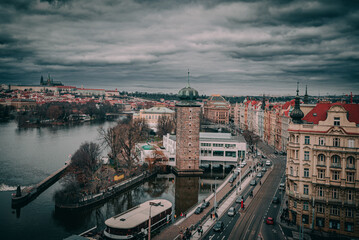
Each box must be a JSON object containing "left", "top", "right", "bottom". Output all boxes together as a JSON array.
[{"left": 201, "top": 141, "right": 287, "bottom": 240}]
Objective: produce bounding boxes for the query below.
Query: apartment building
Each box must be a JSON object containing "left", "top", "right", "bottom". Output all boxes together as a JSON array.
[{"left": 286, "top": 102, "right": 359, "bottom": 237}]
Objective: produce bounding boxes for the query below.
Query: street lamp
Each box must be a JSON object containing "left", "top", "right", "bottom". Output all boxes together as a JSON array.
[
  {"left": 214, "top": 177, "right": 218, "bottom": 219},
  {"left": 148, "top": 201, "right": 162, "bottom": 240}
]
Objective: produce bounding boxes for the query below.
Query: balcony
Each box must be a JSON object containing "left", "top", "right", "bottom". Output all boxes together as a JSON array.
[
  {"left": 316, "top": 164, "right": 326, "bottom": 168},
  {"left": 330, "top": 163, "right": 341, "bottom": 169},
  {"left": 313, "top": 145, "right": 359, "bottom": 154},
  {"left": 346, "top": 165, "right": 356, "bottom": 170}
]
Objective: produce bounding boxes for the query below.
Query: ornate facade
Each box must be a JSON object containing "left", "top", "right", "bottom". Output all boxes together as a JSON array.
[{"left": 286, "top": 103, "right": 359, "bottom": 236}]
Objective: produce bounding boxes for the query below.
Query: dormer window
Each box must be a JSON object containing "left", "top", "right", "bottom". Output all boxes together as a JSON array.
[{"left": 334, "top": 117, "right": 340, "bottom": 126}]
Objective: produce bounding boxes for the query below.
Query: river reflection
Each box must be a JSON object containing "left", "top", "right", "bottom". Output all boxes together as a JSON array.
[{"left": 52, "top": 171, "right": 228, "bottom": 235}]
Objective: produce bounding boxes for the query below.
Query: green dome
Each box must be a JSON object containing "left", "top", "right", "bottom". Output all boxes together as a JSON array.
[{"left": 178, "top": 86, "right": 199, "bottom": 101}]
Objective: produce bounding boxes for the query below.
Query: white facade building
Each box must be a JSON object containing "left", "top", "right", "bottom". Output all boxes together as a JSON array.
[{"left": 163, "top": 132, "right": 247, "bottom": 167}]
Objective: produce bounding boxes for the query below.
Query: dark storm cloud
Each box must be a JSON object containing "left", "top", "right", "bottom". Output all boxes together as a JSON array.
[{"left": 0, "top": 0, "right": 358, "bottom": 95}]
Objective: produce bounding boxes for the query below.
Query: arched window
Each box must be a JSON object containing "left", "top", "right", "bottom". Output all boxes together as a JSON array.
[
  {"left": 331, "top": 155, "right": 341, "bottom": 167},
  {"left": 318, "top": 154, "right": 326, "bottom": 165},
  {"left": 347, "top": 156, "right": 355, "bottom": 169},
  {"left": 290, "top": 166, "right": 293, "bottom": 176}
]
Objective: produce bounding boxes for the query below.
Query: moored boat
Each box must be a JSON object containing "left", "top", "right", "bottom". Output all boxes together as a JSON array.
[{"left": 104, "top": 199, "right": 172, "bottom": 239}]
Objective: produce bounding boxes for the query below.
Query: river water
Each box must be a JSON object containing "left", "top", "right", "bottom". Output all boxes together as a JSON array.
[{"left": 0, "top": 121, "right": 226, "bottom": 240}]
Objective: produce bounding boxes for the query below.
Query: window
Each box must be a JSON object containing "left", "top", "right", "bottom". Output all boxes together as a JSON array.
[
  {"left": 316, "top": 217, "right": 325, "bottom": 227},
  {"left": 304, "top": 168, "right": 309, "bottom": 178},
  {"left": 345, "top": 222, "right": 354, "bottom": 232},
  {"left": 318, "top": 154, "right": 326, "bottom": 165},
  {"left": 303, "top": 185, "right": 309, "bottom": 195},
  {"left": 319, "top": 137, "right": 325, "bottom": 146},
  {"left": 294, "top": 201, "right": 297, "bottom": 208},
  {"left": 302, "top": 214, "right": 309, "bottom": 224},
  {"left": 334, "top": 117, "right": 340, "bottom": 126},
  {"left": 213, "top": 151, "right": 224, "bottom": 156},
  {"left": 347, "top": 156, "right": 355, "bottom": 169},
  {"left": 346, "top": 209, "right": 353, "bottom": 218},
  {"left": 295, "top": 150, "right": 298, "bottom": 159},
  {"left": 318, "top": 186, "right": 324, "bottom": 197},
  {"left": 304, "top": 151, "right": 310, "bottom": 161},
  {"left": 201, "top": 143, "right": 211, "bottom": 147},
  {"left": 331, "top": 155, "right": 341, "bottom": 167},
  {"left": 332, "top": 171, "right": 340, "bottom": 181},
  {"left": 333, "top": 138, "right": 340, "bottom": 147},
  {"left": 347, "top": 172, "right": 354, "bottom": 182},
  {"left": 304, "top": 136, "right": 310, "bottom": 145},
  {"left": 347, "top": 190, "right": 353, "bottom": 201},
  {"left": 318, "top": 169, "right": 325, "bottom": 179},
  {"left": 332, "top": 189, "right": 339, "bottom": 199},
  {"left": 294, "top": 183, "right": 297, "bottom": 192},
  {"left": 295, "top": 135, "right": 299, "bottom": 143},
  {"left": 225, "top": 151, "right": 236, "bottom": 157},
  {"left": 213, "top": 143, "right": 223, "bottom": 147},
  {"left": 317, "top": 204, "right": 325, "bottom": 213},
  {"left": 330, "top": 206, "right": 340, "bottom": 216},
  {"left": 225, "top": 144, "right": 236, "bottom": 148},
  {"left": 290, "top": 166, "right": 293, "bottom": 176},
  {"left": 303, "top": 202, "right": 309, "bottom": 211},
  {"left": 329, "top": 220, "right": 340, "bottom": 230},
  {"left": 348, "top": 139, "right": 354, "bottom": 148}
]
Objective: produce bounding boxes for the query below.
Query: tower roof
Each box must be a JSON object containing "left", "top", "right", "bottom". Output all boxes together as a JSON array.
[
  {"left": 178, "top": 70, "right": 199, "bottom": 101},
  {"left": 290, "top": 82, "right": 304, "bottom": 124}
]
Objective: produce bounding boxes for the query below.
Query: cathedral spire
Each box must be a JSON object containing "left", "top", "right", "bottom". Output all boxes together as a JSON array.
[{"left": 303, "top": 84, "right": 309, "bottom": 104}]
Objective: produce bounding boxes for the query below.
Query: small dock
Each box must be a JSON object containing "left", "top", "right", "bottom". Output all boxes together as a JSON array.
[{"left": 11, "top": 160, "right": 70, "bottom": 208}]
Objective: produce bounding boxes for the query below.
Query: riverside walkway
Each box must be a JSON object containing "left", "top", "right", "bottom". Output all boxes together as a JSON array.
[{"left": 153, "top": 166, "right": 253, "bottom": 240}]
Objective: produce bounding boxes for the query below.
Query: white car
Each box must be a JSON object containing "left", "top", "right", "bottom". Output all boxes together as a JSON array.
[
  {"left": 266, "top": 160, "right": 271, "bottom": 166},
  {"left": 240, "top": 161, "right": 247, "bottom": 168}
]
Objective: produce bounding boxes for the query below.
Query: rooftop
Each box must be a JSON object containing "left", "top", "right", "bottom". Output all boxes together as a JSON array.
[
  {"left": 105, "top": 199, "right": 172, "bottom": 229},
  {"left": 303, "top": 102, "right": 359, "bottom": 124}
]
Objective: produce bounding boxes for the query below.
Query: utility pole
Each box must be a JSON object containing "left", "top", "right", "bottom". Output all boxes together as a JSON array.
[{"left": 148, "top": 201, "right": 162, "bottom": 240}]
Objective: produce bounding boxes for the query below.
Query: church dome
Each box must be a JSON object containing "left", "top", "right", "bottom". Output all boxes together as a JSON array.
[{"left": 178, "top": 86, "right": 199, "bottom": 101}]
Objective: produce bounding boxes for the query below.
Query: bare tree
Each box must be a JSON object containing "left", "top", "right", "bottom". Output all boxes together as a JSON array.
[
  {"left": 157, "top": 115, "right": 175, "bottom": 137},
  {"left": 70, "top": 141, "right": 101, "bottom": 185},
  {"left": 99, "top": 118, "right": 150, "bottom": 171},
  {"left": 242, "top": 130, "right": 259, "bottom": 152}
]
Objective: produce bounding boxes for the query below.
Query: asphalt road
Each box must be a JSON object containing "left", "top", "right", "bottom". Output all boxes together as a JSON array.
[{"left": 202, "top": 141, "right": 287, "bottom": 240}]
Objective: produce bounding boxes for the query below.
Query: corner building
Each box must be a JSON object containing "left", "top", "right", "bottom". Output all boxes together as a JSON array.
[{"left": 286, "top": 102, "right": 359, "bottom": 236}]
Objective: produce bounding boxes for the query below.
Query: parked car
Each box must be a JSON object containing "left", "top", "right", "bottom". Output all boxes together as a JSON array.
[
  {"left": 227, "top": 207, "right": 236, "bottom": 216},
  {"left": 229, "top": 177, "right": 235, "bottom": 183},
  {"left": 274, "top": 150, "right": 278, "bottom": 154},
  {"left": 213, "top": 221, "right": 224, "bottom": 232},
  {"left": 280, "top": 151, "right": 286, "bottom": 155},
  {"left": 262, "top": 155, "right": 267, "bottom": 159},
  {"left": 250, "top": 180, "right": 257, "bottom": 186},
  {"left": 256, "top": 172, "right": 262, "bottom": 178},
  {"left": 261, "top": 167, "right": 267, "bottom": 172},
  {"left": 201, "top": 201, "right": 210, "bottom": 209},
  {"left": 272, "top": 196, "right": 280, "bottom": 204},
  {"left": 240, "top": 161, "right": 247, "bottom": 168},
  {"left": 236, "top": 196, "right": 244, "bottom": 203},
  {"left": 279, "top": 183, "right": 285, "bottom": 190},
  {"left": 266, "top": 160, "right": 271, "bottom": 166},
  {"left": 233, "top": 172, "right": 239, "bottom": 178},
  {"left": 195, "top": 207, "right": 203, "bottom": 214},
  {"left": 266, "top": 217, "right": 274, "bottom": 225}
]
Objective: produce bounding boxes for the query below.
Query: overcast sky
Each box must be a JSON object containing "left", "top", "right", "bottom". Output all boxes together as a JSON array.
[{"left": 0, "top": 0, "right": 358, "bottom": 96}]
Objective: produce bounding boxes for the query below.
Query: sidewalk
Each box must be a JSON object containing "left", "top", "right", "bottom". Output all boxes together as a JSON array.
[
  {"left": 154, "top": 170, "right": 244, "bottom": 240},
  {"left": 190, "top": 165, "right": 273, "bottom": 239},
  {"left": 190, "top": 176, "right": 253, "bottom": 239}
]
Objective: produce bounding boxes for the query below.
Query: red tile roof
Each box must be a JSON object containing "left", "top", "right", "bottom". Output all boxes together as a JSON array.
[{"left": 303, "top": 102, "right": 359, "bottom": 124}]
